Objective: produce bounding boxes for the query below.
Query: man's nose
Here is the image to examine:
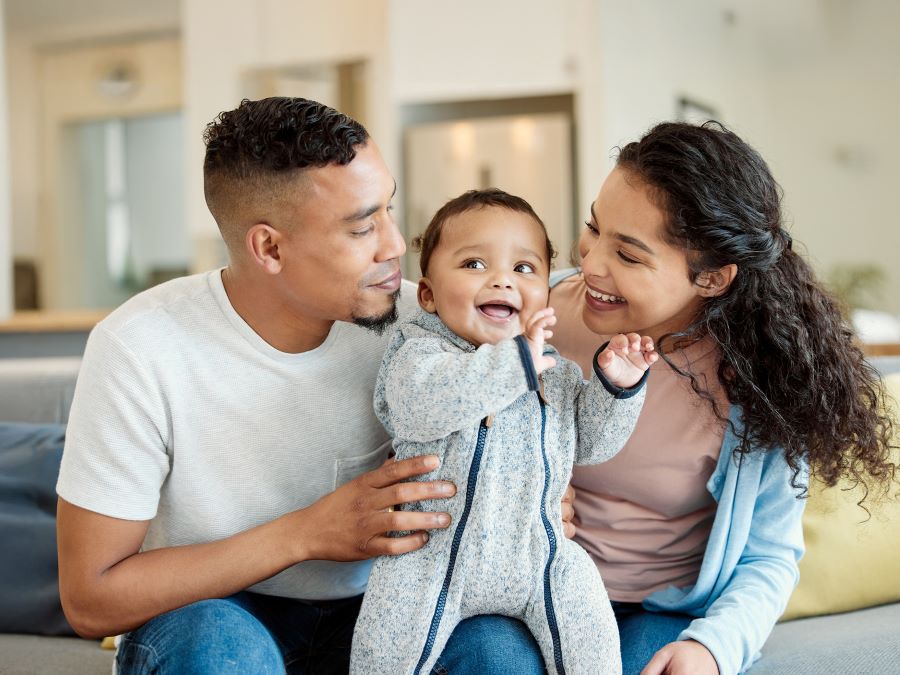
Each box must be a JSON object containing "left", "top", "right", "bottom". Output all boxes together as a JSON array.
[{"left": 377, "top": 217, "right": 407, "bottom": 262}]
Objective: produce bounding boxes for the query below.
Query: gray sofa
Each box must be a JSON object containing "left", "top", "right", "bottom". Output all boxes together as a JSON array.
[{"left": 0, "top": 356, "right": 897, "bottom": 675}]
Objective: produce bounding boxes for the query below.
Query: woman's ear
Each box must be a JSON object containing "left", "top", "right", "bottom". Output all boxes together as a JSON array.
[
  {"left": 696, "top": 263, "right": 738, "bottom": 298},
  {"left": 417, "top": 279, "right": 437, "bottom": 313},
  {"left": 246, "top": 223, "right": 283, "bottom": 274}
]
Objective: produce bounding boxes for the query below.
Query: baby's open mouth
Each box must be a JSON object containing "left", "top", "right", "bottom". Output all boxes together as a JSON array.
[{"left": 478, "top": 302, "right": 519, "bottom": 321}]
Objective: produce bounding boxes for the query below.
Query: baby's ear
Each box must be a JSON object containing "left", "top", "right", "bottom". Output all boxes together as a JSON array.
[{"left": 417, "top": 279, "right": 437, "bottom": 313}]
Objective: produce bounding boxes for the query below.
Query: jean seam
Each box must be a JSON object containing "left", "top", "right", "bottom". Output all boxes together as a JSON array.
[
  {"left": 430, "top": 661, "right": 449, "bottom": 675},
  {"left": 117, "top": 637, "right": 160, "bottom": 675}
]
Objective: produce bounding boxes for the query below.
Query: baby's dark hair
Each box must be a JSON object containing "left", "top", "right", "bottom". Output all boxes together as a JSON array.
[
  {"left": 412, "top": 189, "right": 556, "bottom": 276},
  {"left": 616, "top": 121, "right": 896, "bottom": 501}
]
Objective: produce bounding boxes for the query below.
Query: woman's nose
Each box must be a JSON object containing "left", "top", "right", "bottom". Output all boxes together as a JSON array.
[{"left": 581, "top": 244, "right": 610, "bottom": 278}]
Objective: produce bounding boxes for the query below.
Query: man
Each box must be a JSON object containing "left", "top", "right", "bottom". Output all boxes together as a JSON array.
[{"left": 56, "top": 98, "right": 552, "bottom": 673}]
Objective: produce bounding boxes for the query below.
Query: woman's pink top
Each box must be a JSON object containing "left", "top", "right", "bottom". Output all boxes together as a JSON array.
[{"left": 550, "top": 272, "right": 729, "bottom": 602}]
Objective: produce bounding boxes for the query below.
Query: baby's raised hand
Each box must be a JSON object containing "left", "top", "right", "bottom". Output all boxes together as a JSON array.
[
  {"left": 596, "top": 333, "right": 657, "bottom": 389},
  {"left": 524, "top": 307, "right": 557, "bottom": 375}
]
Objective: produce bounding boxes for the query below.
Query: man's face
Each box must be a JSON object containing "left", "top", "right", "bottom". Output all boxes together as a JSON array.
[{"left": 275, "top": 142, "right": 405, "bottom": 330}]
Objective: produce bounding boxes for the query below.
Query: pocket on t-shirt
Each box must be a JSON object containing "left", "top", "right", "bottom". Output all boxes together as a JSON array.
[{"left": 333, "top": 440, "right": 392, "bottom": 489}]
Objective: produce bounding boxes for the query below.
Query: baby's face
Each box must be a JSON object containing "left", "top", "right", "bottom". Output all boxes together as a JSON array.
[{"left": 418, "top": 206, "right": 551, "bottom": 346}]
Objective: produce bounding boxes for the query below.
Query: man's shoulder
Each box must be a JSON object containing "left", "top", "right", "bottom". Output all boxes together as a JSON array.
[
  {"left": 94, "top": 271, "right": 218, "bottom": 346},
  {"left": 397, "top": 279, "right": 418, "bottom": 319}
]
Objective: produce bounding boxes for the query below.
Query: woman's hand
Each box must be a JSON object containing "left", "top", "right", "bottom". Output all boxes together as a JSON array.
[
  {"left": 641, "top": 639, "right": 719, "bottom": 675},
  {"left": 596, "top": 333, "right": 657, "bottom": 389},
  {"left": 560, "top": 483, "right": 576, "bottom": 539}
]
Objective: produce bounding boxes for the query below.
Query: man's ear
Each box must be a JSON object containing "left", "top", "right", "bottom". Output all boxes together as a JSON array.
[
  {"left": 417, "top": 278, "right": 437, "bottom": 313},
  {"left": 246, "top": 224, "right": 283, "bottom": 275},
  {"left": 696, "top": 263, "right": 738, "bottom": 298}
]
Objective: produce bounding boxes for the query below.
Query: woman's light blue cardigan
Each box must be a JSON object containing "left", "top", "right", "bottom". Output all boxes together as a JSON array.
[
  {"left": 550, "top": 268, "right": 806, "bottom": 675},
  {"left": 644, "top": 407, "right": 806, "bottom": 675}
]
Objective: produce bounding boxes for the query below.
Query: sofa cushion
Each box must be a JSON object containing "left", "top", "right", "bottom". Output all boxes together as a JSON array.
[
  {"left": 781, "top": 373, "right": 900, "bottom": 621},
  {"left": 0, "top": 422, "right": 74, "bottom": 635},
  {"left": 0, "top": 634, "right": 112, "bottom": 675},
  {"left": 753, "top": 602, "right": 900, "bottom": 673}
]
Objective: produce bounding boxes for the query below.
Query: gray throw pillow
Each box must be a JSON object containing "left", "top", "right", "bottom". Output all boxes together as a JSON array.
[{"left": 0, "top": 422, "right": 74, "bottom": 635}]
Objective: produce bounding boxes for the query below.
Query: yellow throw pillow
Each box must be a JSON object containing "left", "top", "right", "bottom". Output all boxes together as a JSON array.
[{"left": 781, "top": 373, "right": 900, "bottom": 621}]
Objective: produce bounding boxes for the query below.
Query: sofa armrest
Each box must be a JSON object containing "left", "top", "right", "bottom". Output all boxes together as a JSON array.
[{"left": 0, "top": 358, "right": 82, "bottom": 424}]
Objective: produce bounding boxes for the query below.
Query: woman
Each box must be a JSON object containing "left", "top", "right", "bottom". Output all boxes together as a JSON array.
[{"left": 549, "top": 122, "right": 895, "bottom": 675}]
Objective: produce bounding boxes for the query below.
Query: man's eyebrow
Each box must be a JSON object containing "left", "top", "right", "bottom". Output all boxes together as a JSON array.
[
  {"left": 343, "top": 180, "right": 397, "bottom": 222},
  {"left": 590, "top": 202, "right": 656, "bottom": 255}
]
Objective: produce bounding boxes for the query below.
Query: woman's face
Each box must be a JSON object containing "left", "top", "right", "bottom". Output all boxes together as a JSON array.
[{"left": 578, "top": 167, "right": 706, "bottom": 341}]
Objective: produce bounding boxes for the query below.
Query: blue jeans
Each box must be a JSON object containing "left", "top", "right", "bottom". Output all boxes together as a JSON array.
[
  {"left": 612, "top": 602, "right": 693, "bottom": 675},
  {"left": 116, "top": 592, "right": 545, "bottom": 674}
]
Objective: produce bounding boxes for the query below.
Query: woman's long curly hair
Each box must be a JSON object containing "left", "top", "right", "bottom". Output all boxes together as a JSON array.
[{"left": 616, "top": 121, "right": 896, "bottom": 500}]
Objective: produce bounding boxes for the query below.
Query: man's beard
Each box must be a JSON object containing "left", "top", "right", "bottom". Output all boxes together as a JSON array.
[{"left": 352, "top": 290, "right": 400, "bottom": 335}]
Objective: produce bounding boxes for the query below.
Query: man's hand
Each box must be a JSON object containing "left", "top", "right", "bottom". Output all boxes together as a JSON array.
[
  {"left": 596, "top": 332, "right": 657, "bottom": 389},
  {"left": 524, "top": 307, "right": 558, "bottom": 375},
  {"left": 561, "top": 483, "right": 576, "bottom": 539},
  {"left": 296, "top": 454, "right": 457, "bottom": 561},
  {"left": 642, "top": 639, "right": 719, "bottom": 675}
]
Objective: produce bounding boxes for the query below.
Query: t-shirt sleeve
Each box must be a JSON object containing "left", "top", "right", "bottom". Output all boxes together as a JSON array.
[{"left": 56, "top": 324, "right": 170, "bottom": 521}]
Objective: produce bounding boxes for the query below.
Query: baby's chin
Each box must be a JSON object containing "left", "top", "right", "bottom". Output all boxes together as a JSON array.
[{"left": 461, "top": 321, "right": 523, "bottom": 347}]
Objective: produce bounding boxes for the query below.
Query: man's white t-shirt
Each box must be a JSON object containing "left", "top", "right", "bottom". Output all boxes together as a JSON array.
[{"left": 57, "top": 269, "right": 416, "bottom": 600}]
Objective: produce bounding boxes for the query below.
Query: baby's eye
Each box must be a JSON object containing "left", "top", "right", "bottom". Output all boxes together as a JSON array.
[
  {"left": 463, "top": 260, "right": 486, "bottom": 270},
  {"left": 514, "top": 263, "right": 535, "bottom": 274}
]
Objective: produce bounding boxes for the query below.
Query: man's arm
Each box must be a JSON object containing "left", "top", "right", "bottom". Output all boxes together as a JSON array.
[{"left": 58, "top": 455, "right": 456, "bottom": 639}]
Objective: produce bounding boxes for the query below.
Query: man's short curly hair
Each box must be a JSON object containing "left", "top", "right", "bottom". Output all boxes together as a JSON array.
[{"left": 203, "top": 97, "right": 369, "bottom": 249}]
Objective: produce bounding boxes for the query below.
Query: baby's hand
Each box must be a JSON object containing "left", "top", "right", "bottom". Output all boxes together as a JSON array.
[
  {"left": 596, "top": 333, "right": 657, "bottom": 388},
  {"left": 524, "top": 308, "right": 557, "bottom": 375}
]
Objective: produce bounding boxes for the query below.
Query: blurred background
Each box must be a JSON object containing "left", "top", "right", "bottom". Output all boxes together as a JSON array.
[{"left": 0, "top": 0, "right": 898, "bottom": 342}]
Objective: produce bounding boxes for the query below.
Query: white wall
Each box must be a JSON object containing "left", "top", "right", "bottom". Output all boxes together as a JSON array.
[
  {"left": 0, "top": 1, "right": 11, "bottom": 318},
  {"left": 6, "top": 35, "right": 38, "bottom": 263},
  {"left": 5, "top": 1, "right": 897, "bottom": 314},
  {"left": 5, "top": 1, "right": 181, "bottom": 264},
  {"left": 757, "top": 1, "right": 900, "bottom": 312},
  {"left": 594, "top": 0, "right": 771, "bottom": 167},
  {"left": 181, "top": 0, "right": 393, "bottom": 272},
  {"left": 588, "top": 1, "right": 900, "bottom": 312},
  {"left": 388, "top": 0, "right": 578, "bottom": 103}
]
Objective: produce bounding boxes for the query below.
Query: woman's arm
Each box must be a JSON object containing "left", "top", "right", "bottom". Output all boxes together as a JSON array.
[{"left": 670, "top": 450, "right": 806, "bottom": 675}]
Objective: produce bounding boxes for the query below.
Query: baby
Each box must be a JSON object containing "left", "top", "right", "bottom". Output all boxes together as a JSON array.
[{"left": 350, "top": 189, "right": 656, "bottom": 675}]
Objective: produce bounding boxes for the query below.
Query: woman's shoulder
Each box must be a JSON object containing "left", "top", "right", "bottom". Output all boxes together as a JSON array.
[{"left": 550, "top": 267, "right": 581, "bottom": 289}]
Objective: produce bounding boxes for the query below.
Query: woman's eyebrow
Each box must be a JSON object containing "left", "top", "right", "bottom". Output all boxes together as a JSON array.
[{"left": 590, "top": 202, "right": 656, "bottom": 255}]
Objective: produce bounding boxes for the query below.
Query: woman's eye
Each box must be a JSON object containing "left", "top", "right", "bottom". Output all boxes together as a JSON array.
[
  {"left": 514, "top": 263, "right": 535, "bottom": 274},
  {"left": 464, "top": 260, "right": 486, "bottom": 270},
  {"left": 617, "top": 251, "right": 640, "bottom": 264},
  {"left": 584, "top": 220, "right": 599, "bottom": 235}
]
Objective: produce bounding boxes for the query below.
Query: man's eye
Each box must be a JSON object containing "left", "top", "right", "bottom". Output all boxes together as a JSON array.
[
  {"left": 514, "top": 263, "right": 535, "bottom": 274},
  {"left": 351, "top": 226, "right": 375, "bottom": 237},
  {"left": 464, "top": 260, "right": 486, "bottom": 270}
]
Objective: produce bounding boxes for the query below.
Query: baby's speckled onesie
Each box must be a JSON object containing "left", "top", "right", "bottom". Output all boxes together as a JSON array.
[{"left": 351, "top": 310, "right": 646, "bottom": 675}]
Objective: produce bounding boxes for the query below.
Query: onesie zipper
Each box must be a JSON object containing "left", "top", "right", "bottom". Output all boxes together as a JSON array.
[
  {"left": 538, "top": 395, "right": 566, "bottom": 674},
  {"left": 413, "top": 418, "right": 490, "bottom": 675}
]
